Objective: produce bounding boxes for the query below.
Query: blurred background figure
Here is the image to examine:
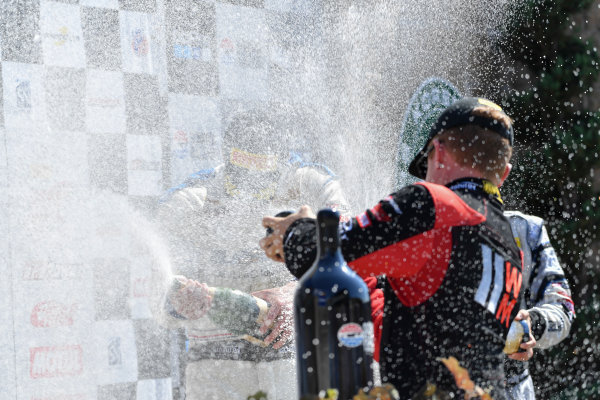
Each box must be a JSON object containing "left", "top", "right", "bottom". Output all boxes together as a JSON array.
[{"left": 155, "top": 108, "right": 350, "bottom": 399}]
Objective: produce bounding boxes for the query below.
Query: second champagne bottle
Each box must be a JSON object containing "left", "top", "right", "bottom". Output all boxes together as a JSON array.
[{"left": 294, "top": 208, "right": 374, "bottom": 400}]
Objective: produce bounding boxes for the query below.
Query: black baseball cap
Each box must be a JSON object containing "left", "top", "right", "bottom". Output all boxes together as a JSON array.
[{"left": 407, "top": 97, "right": 514, "bottom": 179}]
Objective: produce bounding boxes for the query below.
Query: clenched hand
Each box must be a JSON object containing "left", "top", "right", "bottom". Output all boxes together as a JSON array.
[
  {"left": 169, "top": 275, "right": 213, "bottom": 320},
  {"left": 251, "top": 281, "right": 297, "bottom": 349},
  {"left": 260, "top": 205, "right": 316, "bottom": 262}
]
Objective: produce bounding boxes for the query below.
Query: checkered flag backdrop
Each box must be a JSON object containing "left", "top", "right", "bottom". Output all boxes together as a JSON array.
[{"left": 0, "top": 0, "right": 325, "bottom": 399}]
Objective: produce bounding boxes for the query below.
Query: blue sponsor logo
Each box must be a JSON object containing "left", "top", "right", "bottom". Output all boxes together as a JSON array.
[
  {"left": 173, "top": 44, "right": 211, "bottom": 61},
  {"left": 108, "top": 336, "right": 122, "bottom": 367},
  {"left": 16, "top": 80, "right": 32, "bottom": 110}
]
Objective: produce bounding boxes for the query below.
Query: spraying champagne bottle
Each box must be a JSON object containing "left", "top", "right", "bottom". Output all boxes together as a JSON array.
[
  {"left": 294, "top": 209, "right": 374, "bottom": 400},
  {"left": 164, "top": 210, "right": 294, "bottom": 345},
  {"left": 166, "top": 276, "right": 270, "bottom": 346},
  {"left": 503, "top": 319, "right": 531, "bottom": 354}
]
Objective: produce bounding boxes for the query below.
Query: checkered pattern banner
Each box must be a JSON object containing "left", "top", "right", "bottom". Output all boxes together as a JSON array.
[{"left": 0, "top": 0, "right": 323, "bottom": 399}]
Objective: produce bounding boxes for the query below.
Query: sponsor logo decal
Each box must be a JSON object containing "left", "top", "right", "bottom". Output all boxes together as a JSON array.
[
  {"left": 44, "top": 26, "right": 81, "bottom": 47},
  {"left": 173, "top": 44, "right": 211, "bottom": 61},
  {"left": 22, "top": 261, "right": 84, "bottom": 281},
  {"left": 31, "top": 301, "right": 77, "bottom": 328},
  {"left": 172, "top": 130, "right": 189, "bottom": 159},
  {"left": 475, "top": 244, "right": 522, "bottom": 328},
  {"left": 131, "top": 28, "right": 149, "bottom": 57},
  {"left": 132, "top": 276, "right": 151, "bottom": 298},
  {"left": 16, "top": 80, "right": 32, "bottom": 111},
  {"left": 324, "top": 203, "right": 351, "bottom": 222},
  {"left": 448, "top": 180, "right": 502, "bottom": 202},
  {"left": 107, "top": 336, "right": 122, "bottom": 367},
  {"left": 54, "top": 26, "right": 69, "bottom": 46},
  {"left": 219, "top": 38, "right": 235, "bottom": 64},
  {"left": 173, "top": 129, "right": 188, "bottom": 144},
  {"left": 356, "top": 212, "right": 371, "bottom": 228},
  {"left": 482, "top": 180, "right": 502, "bottom": 201},
  {"left": 449, "top": 181, "right": 478, "bottom": 192},
  {"left": 337, "top": 323, "right": 364, "bottom": 348},
  {"left": 495, "top": 262, "right": 521, "bottom": 327},
  {"left": 30, "top": 345, "right": 83, "bottom": 379},
  {"left": 229, "top": 148, "right": 277, "bottom": 172},
  {"left": 552, "top": 282, "right": 576, "bottom": 317}
]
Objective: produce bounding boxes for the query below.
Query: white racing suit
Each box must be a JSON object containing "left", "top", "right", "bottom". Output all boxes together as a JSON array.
[
  {"left": 155, "top": 159, "right": 350, "bottom": 400},
  {"left": 504, "top": 211, "right": 576, "bottom": 400}
]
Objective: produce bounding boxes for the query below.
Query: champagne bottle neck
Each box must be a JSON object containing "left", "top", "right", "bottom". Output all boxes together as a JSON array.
[
  {"left": 316, "top": 209, "right": 341, "bottom": 261},
  {"left": 318, "top": 232, "right": 340, "bottom": 257}
]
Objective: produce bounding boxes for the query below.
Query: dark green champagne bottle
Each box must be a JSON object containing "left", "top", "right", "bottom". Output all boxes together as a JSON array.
[
  {"left": 294, "top": 209, "right": 374, "bottom": 400},
  {"left": 167, "top": 277, "right": 270, "bottom": 346}
]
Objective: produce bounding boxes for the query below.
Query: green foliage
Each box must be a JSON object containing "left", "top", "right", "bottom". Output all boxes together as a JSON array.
[
  {"left": 247, "top": 390, "right": 268, "bottom": 400},
  {"left": 496, "top": 0, "right": 600, "bottom": 397}
]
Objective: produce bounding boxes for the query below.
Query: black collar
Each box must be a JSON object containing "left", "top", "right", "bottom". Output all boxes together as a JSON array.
[{"left": 446, "top": 177, "right": 503, "bottom": 204}]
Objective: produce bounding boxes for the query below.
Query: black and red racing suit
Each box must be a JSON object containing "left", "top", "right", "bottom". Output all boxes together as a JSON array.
[{"left": 283, "top": 178, "right": 523, "bottom": 399}]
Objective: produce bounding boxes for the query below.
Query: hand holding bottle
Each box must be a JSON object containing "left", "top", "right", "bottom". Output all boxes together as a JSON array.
[
  {"left": 166, "top": 276, "right": 273, "bottom": 346},
  {"left": 252, "top": 281, "right": 297, "bottom": 349},
  {"left": 260, "top": 205, "right": 316, "bottom": 262},
  {"left": 506, "top": 309, "right": 536, "bottom": 361},
  {"left": 168, "top": 275, "right": 213, "bottom": 320}
]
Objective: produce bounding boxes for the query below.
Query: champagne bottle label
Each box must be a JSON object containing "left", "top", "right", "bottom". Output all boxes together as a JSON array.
[{"left": 337, "top": 323, "right": 365, "bottom": 348}]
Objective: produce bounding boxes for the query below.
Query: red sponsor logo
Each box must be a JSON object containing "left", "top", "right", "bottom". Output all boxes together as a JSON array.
[
  {"left": 131, "top": 29, "right": 149, "bottom": 56},
  {"left": 220, "top": 38, "right": 235, "bottom": 64},
  {"left": 30, "top": 345, "right": 83, "bottom": 379},
  {"left": 324, "top": 203, "right": 351, "bottom": 222},
  {"left": 337, "top": 322, "right": 364, "bottom": 348},
  {"left": 495, "top": 262, "right": 522, "bottom": 328},
  {"left": 31, "top": 301, "right": 78, "bottom": 328},
  {"left": 357, "top": 212, "right": 371, "bottom": 228},
  {"left": 220, "top": 38, "right": 234, "bottom": 51},
  {"left": 338, "top": 323, "right": 362, "bottom": 335},
  {"left": 173, "top": 129, "right": 188, "bottom": 144}
]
